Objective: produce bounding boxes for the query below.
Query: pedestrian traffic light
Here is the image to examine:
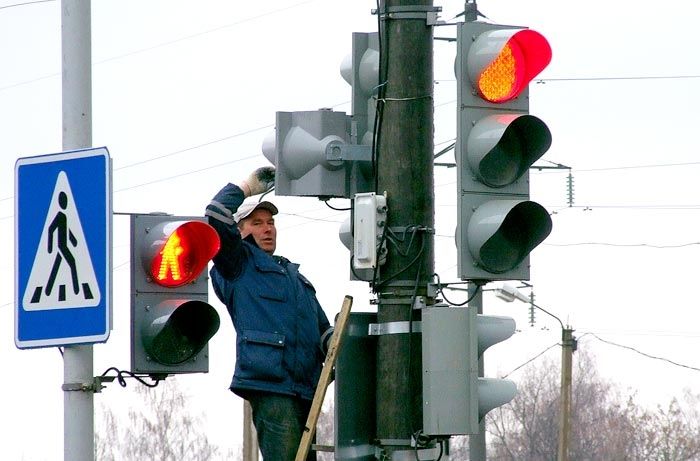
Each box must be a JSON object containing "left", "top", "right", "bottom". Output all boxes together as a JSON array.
[
  {"left": 456, "top": 21, "right": 553, "bottom": 281},
  {"left": 422, "top": 305, "right": 517, "bottom": 435},
  {"left": 261, "top": 109, "right": 373, "bottom": 198},
  {"left": 130, "top": 214, "right": 221, "bottom": 377}
]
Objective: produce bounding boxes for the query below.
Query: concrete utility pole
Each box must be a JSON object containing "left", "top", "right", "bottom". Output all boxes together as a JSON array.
[
  {"left": 558, "top": 327, "right": 575, "bottom": 461},
  {"left": 61, "top": 1, "right": 94, "bottom": 460},
  {"left": 375, "top": 0, "right": 435, "bottom": 457}
]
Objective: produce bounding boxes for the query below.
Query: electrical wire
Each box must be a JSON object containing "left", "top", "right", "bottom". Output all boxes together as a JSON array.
[
  {"left": 433, "top": 272, "right": 482, "bottom": 307},
  {"left": 385, "top": 226, "right": 423, "bottom": 257},
  {"left": 578, "top": 329, "right": 700, "bottom": 338},
  {"left": 258, "top": 187, "right": 275, "bottom": 202},
  {"left": 371, "top": 223, "right": 390, "bottom": 291},
  {"left": 433, "top": 141, "right": 455, "bottom": 160},
  {"left": 0, "top": 0, "right": 54, "bottom": 10},
  {"left": 349, "top": 255, "right": 372, "bottom": 282},
  {"left": 99, "top": 367, "right": 162, "bottom": 388},
  {"left": 411, "top": 431, "right": 444, "bottom": 461},
  {"left": 114, "top": 127, "right": 271, "bottom": 172},
  {"left": 374, "top": 230, "right": 427, "bottom": 289},
  {"left": 544, "top": 241, "right": 700, "bottom": 249},
  {"left": 322, "top": 199, "right": 351, "bottom": 211},
  {"left": 113, "top": 156, "right": 259, "bottom": 193},
  {"left": 494, "top": 331, "right": 700, "bottom": 380},
  {"left": 539, "top": 160, "right": 700, "bottom": 174},
  {"left": 587, "top": 334, "right": 700, "bottom": 372},
  {"left": 500, "top": 342, "right": 561, "bottom": 379},
  {"left": 0, "top": 1, "right": 317, "bottom": 92},
  {"left": 372, "top": 0, "right": 388, "bottom": 193},
  {"left": 536, "top": 75, "right": 700, "bottom": 83}
]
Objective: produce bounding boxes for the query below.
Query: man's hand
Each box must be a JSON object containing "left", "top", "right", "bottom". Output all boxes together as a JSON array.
[{"left": 241, "top": 166, "right": 275, "bottom": 197}]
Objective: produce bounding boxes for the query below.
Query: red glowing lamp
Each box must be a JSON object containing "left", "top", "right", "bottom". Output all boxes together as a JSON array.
[
  {"left": 147, "top": 220, "right": 220, "bottom": 288},
  {"left": 468, "top": 29, "right": 552, "bottom": 103}
]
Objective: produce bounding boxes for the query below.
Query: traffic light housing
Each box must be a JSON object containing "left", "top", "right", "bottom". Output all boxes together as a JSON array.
[
  {"left": 456, "top": 22, "right": 553, "bottom": 281},
  {"left": 260, "top": 32, "right": 378, "bottom": 199},
  {"left": 422, "top": 305, "right": 517, "bottom": 435},
  {"left": 130, "top": 214, "right": 221, "bottom": 377},
  {"left": 340, "top": 31, "right": 379, "bottom": 146},
  {"left": 261, "top": 109, "right": 373, "bottom": 198}
]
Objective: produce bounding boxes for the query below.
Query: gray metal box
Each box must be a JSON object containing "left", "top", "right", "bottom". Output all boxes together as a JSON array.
[{"left": 422, "top": 306, "right": 478, "bottom": 435}]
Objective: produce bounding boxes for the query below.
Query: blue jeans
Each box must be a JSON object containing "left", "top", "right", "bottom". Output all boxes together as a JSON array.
[{"left": 247, "top": 392, "right": 316, "bottom": 461}]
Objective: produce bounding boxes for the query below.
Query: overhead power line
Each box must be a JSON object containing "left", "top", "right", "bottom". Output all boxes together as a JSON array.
[
  {"left": 114, "top": 125, "right": 272, "bottom": 172},
  {"left": 498, "top": 331, "right": 700, "bottom": 380},
  {"left": 0, "top": 0, "right": 54, "bottom": 11},
  {"left": 500, "top": 342, "right": 560, "bottom": 379},
  {"left": 586, "top": 333, "right": 700, "bottom": 372},
  {"left": 548, "top": 204, "right": 700, "bottom": 211},
  {"left": 533, "top": 161, "right": 700, "bottom": 174},
  {"left": 0, "top": 0, "right": 316, "bottom": 92},
  {"left": 95, "top": 0, "right": 316, "bottom": 66},
  {"left": 544, "top": 241, "right": 700, "bottom": 249},
  {"left": 0, "top": 129, "right": 270, "bottom": 204},
  {"left": 580, "top": 329, "right": 700, "bottom": 339},
  {"left": 536, "top": 75, "right": 700, "bottom": 83},
  {"left": 114, "top": 154, "right": 259, "bottom": 193}
]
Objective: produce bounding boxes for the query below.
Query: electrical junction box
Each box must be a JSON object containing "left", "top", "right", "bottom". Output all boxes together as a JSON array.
[{"left": 353, "top": 192, "right": 387, "bottom": 269}]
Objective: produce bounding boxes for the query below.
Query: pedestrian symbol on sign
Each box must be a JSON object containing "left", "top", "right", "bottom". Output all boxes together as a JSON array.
[{"left": 22, "top": 171, "right": 101, "bottom": 311}]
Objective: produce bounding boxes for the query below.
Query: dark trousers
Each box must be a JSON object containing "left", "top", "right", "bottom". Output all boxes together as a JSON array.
[{"left": 247, "top": 392, "right": 316, "bottom": 461}]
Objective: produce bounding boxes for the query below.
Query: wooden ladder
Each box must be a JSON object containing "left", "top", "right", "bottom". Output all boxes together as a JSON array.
[{"left": 295, "top": 295, "right": 353, "bottom": 461}]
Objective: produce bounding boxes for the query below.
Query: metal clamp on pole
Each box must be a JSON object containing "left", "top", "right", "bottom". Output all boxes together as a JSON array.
[
  {"left": 373, "top": 5, "right": 443, "bottom": 25},
  {"left": 61, "top": 375, "right": 115, "bottom": 394},
  {"left": 382, "top": 446, "right": 442, "bottom": 460},
  {"left": 368, "top": 320, "right": 422, "bottom": 336}
]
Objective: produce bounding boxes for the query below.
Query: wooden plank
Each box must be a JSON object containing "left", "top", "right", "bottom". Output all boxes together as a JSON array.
[{"left": 295, "top": 295, "right": 353, "bottom": 461}]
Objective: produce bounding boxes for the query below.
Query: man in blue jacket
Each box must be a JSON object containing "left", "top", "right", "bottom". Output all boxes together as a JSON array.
[{"left": 205, "top": 166, "right": 333, "bottom": 461}]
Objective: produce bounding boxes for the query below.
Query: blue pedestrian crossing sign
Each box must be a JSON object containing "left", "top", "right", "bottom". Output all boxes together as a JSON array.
[{"left": 15, "top": 147, "right": 112, "bottom": 348}]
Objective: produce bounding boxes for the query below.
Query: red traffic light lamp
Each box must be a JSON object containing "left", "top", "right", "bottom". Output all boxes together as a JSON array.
[
  {"left": 141, "top": 220, "right": 219, "bottom": 288},
  {"left": 466, "top": 28, "right": 551, "bottom": 104}
]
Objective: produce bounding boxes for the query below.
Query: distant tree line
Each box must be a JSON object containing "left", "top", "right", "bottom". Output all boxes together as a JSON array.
[
  {"left": 96, "top": 348, "right": 700, "bottom": 461},
  {"left": 95, "top": 381, "right": 232, "bottom": 461},
  {"left": 448, "top": 349, "right": 700, "bottom": 460}
]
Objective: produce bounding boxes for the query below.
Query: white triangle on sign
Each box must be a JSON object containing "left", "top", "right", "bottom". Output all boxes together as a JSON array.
[{"left": 22, "top": 171, "right": 102, "bottom": 311}]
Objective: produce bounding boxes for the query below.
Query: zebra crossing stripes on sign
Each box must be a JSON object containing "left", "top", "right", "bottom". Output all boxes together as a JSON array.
[{"left": 22, "top": 171, "right": 101, "bottom": 310}]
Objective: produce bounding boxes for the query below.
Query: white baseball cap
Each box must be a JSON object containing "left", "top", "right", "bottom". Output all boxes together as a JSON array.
[{"left": 233, "top": 200, "right": 278, "bottom": 223}]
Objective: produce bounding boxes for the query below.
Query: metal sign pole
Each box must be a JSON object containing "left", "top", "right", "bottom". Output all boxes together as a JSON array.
[{"left": 62, "top": 1, "right": 94, "bottom": 460}]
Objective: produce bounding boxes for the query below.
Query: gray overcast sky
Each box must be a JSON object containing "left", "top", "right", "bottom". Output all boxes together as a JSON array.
[{"left": 3, "top": 0, "right": 700, "bottom": 459}]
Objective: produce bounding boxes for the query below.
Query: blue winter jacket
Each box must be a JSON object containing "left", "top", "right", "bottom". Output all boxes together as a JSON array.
[{"left": 205, "top": 183, "right": 333, "bottom": 401}]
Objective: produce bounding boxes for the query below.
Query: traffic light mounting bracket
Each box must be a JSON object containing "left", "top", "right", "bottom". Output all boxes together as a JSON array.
[
  {"left": 326, "top": 143, "right": 372, "bottom": 163},
  {"left": 262, "top": 110, "right": 374, "bottom": 198}
]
